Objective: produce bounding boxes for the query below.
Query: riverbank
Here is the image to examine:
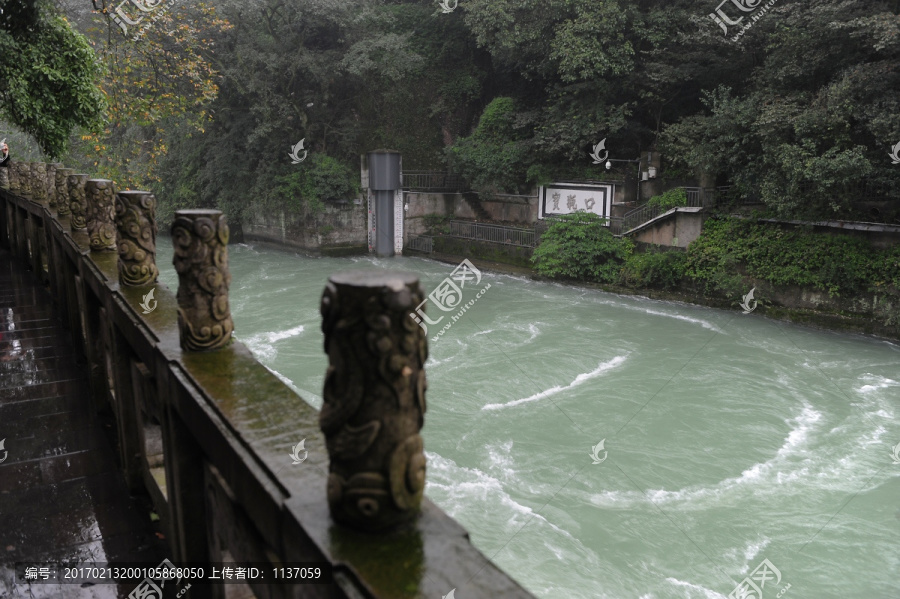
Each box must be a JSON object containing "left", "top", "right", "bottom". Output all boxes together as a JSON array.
[
  {"left": 209, "top": 229, "right": 900, "bottom": 343},
  {"left": 412, "top": 249, "right": 900, "bottom": 342}
]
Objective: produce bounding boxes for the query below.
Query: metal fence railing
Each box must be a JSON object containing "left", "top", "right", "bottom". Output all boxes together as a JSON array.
[
  {"left": 449, "top": 220, "right": 535, "bottom": 247},
  {"left": 622, "top": 187, "right": 722, "bottom": 233},
  {"left": 608, "top": 217, "right": 624, "bottom": 236},
  {"left": 401, "top": 171, "right": 465, "bottom": 192},
  {"left": 683, "top": 187, "right": 719, "bottom": 208},
  {"left": 407, "top": 235, "right": 434, "bottom": 253},
  {"left": 622, "top": 202, "right": 668, "bottom": 233}
]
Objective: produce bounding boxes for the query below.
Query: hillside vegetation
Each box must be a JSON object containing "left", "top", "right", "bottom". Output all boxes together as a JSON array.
[{"left": 2, "top": 0, "right": 898, "bottom": 225}]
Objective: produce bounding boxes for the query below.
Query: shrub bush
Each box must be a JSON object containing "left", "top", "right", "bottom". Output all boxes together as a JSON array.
[
  {"left": 447, "top": 97, "right": 532, "bottom": 193},
  {"left": 274, "top": 153, "right": 359, "bottom": 215},
  {"left": 684, "top": 217, "right": 900, "bottom": 298},
  {"left": 532, "top": 213, "right": 633, "bottom": 282},
  {"left": 620, "top": 248, "right": 688, "bottom": 289},
  {"left": 646, "top": 187, "right": 688, "bottom": 212}
]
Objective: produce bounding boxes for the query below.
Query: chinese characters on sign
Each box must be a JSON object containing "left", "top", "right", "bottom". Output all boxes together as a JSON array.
[{"left": 539, "top": 183, "right": 614, "bottom": 221}]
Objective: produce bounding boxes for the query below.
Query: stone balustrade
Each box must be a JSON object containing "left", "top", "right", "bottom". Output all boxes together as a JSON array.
[{"left": 0, "top": 165, "right": 535, "bottom": 599}]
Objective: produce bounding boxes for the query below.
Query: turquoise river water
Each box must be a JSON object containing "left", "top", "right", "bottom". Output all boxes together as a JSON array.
[{"left": 156, "top": 242, "right": 899, "bottom": 599}]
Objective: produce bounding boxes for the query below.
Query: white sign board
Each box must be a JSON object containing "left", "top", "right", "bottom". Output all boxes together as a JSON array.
[{"left": 539, "top": 183, "right": 614, "bottom": 223}]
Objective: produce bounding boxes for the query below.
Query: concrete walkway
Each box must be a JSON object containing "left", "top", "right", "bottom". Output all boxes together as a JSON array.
[{"left": 0, "top": 247, "right": 167, "bottom": 598}]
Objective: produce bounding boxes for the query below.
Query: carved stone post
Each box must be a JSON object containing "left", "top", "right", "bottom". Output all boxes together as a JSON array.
[
  {"left": 85, "top": 179, "right": 117, "bottom": 251},
  {"left": 30, "top": 163, "right": 46, "bottom": 202},
  {"left": 115, "top": 191, "right": 159, "bottom": 286},
  {"left": 47, "top": 163, "right": 63, "bottom": 207},
  {"left": 8, "top": 161, "right": 21, "bottom": 191},
  {"left": 55, "top": 168, "right": 74, "bottom": 217},
  {"left": 320, "top": 270, "right": 428, "bottom": 532},
  {"left": 171, "top": 210, "right": 233, "bottom": 351},
  {"left": 15, "top": 162, "right": 29, "bottom": 194},
  {"left": 19, "top": 163, "right": 33, "bottom": 197},
  {"left": 67, "top": 174, "right": 90, "bottom": 230}
]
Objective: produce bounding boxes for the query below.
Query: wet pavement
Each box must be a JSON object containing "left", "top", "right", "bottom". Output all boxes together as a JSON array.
[{"left": 0, "top": 248, "right": 167, "bottom": 598}]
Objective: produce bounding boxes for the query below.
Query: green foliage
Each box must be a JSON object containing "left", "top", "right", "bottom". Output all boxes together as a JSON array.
[
  {"left": 620, "top": 248, "right": 688, "bottom": 290},
  {"left": 532, "top": 213, "right": 633, "bottom": 282},
  {"left": 448, "top": 97, "right": 533, "bottom": 193},
  {"left": 423, "top": 215, "right": 451, "bottom": 235},
  {"left": 684, "top": 217, "right": 900, "bottom": 298},
  {"left": 646, "top": 188, "right": 688, "bottom": 212},
  {"left": 39, "top": 0, "right": 899, "bottom": 227},
  {"left": 0, "top": 5, "right": 106, "bottom": 158},
  {"left": 660, "top": 1, "right": 900, "bottom": 219},
  {"left": 273, "top": 153, "right": 359, "bottom": 216}
]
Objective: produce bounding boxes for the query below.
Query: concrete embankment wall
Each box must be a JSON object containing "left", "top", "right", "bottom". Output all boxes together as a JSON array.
[
  {"left": 241, "top": 201, "right": 368, "bottom": 254},
  {"left": 630, "top": 209, "right": 707, "bottom": 248},
  {"left": 404, "top": 191, "right": 539, "bottom": 239}
]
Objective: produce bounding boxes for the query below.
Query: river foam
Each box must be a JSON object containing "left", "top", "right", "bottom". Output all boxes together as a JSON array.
[
  {"left": 238, "top": 324, "right": 305, "bottom": 360},
  {"left": 481, "top": 355, "right": 628, "bottom": 411},
  {"left": 588, "top": 403, "right": 831, "bottom": 509}
]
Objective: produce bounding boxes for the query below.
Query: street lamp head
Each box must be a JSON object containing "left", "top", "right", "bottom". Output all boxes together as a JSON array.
[{"left": 605, "top": 160, "right": 612, "bottom": 170}]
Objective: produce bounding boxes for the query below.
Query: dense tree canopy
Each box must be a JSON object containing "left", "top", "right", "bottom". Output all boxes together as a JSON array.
[
  {"left": 0, "top": 0, "right": 106, "bottom": 158},
  {"left": 2, "top": 0, "right": 898, "bottom": 221}
]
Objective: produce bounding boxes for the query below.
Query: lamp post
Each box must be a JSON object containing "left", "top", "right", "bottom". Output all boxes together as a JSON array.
[{"left": 605, "top": 158, "right": 642, "bottom": 203}]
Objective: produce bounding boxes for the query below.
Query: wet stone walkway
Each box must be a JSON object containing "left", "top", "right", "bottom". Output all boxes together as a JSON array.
[{"left": 0, "top": 247, "right": 167, "bottom": 598}]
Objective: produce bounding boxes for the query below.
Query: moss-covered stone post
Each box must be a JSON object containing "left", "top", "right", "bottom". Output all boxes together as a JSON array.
[
  {"left": 33, "top": 163, "right": 49, "bottom": 202},
  {"left": 8, "top": 161, "right": 21, "bottom": 191},
  {"left": 86, "top": 179, "right": 117, "bottom": 251},
  {"left": 319, "top": 270, "right": 428, "bottom": 531},
  {"left": 171, "top": 209, "right": 234, "bottom": 351},
  {"left": 115, "top": 191, "right": 159, "bottom": 286},
  {"left": 55, "top": 168, "right": 74, "bottom": 217},
  {"left": 24, "top": 162, "right": 43, "bottom": 202},
  {"left": 46, "top": 163, "right": 62, "bottom": 207},
  {"left": 67, "top": 174, "right": 90, "bottom": 231}
]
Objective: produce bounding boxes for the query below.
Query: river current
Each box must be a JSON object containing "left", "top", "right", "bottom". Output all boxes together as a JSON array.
[{"left": 156, "top": 243, "right": 899, "bottom": 599}]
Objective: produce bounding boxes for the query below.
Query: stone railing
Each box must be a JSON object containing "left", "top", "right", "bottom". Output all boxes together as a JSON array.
[{"left": 0, "top": 161, "right": 535, "bottom": 599}]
